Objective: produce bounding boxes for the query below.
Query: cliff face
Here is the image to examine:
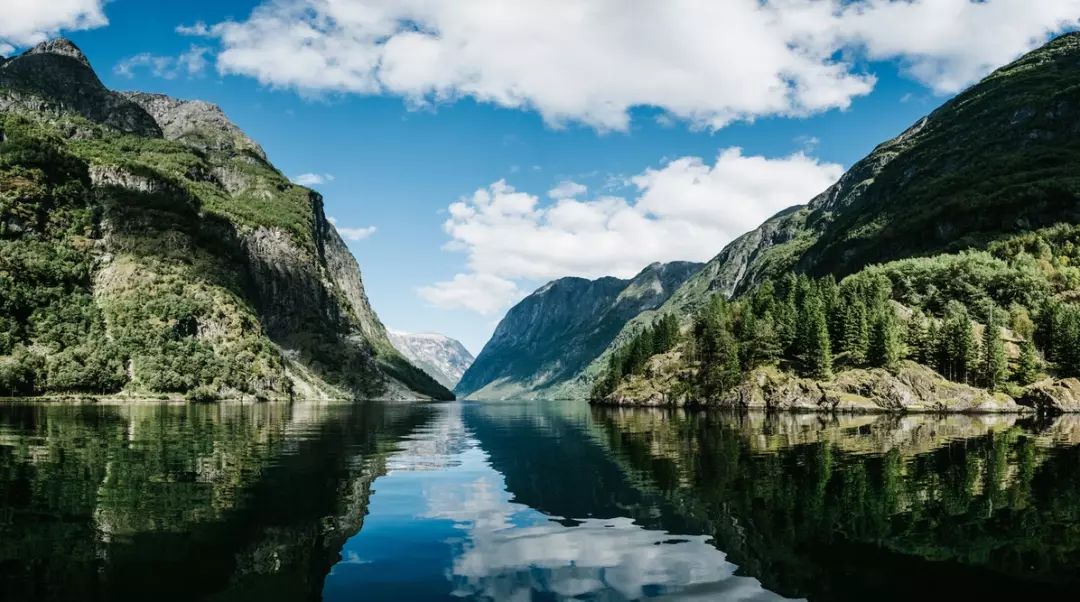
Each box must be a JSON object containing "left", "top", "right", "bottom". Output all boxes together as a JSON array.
[
  {"left": 388, "top": 330, "right": 475, "bottom": 389},
  {"left": 0, "top": 39, "right": 452, "bottom": 400},
  {"left": 456, "top": 261, "right": 702, "bottom": 400}
]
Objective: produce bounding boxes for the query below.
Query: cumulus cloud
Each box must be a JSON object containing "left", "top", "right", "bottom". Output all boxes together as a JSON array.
[
  {"left": 114, "top": 45, "right": 210, "bottom": 80},
  {"left": 417, "top": 273, "right": 523, "bottom": 315},
  {"left": 328, "top": 217, "right": 376, "bottom": 241},
  {"left": 291, "top": 172, "right": 335, "bottom": 186},
  {"left": 180, "top": 0, "right": 1079, "bottom": 130},
  {"left": 0, "top": 0, "right": 107, "bottom": 54},
  {"left": 548, "top": 180, "right": 588, "bottom": 200},
  {"left": 832, "top": 0, "right": 1080, "bottom": 93},
  {"left": 421, "top": 148, "right": 842, "bottom": 314},
  {"left": 418, "top": 438, "right": 784, "bottom": 601}
]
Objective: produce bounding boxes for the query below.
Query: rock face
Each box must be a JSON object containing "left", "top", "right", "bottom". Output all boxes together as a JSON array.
[
  {"left": 0, "top": 39, "right": 452, "bottom": 401},
  {"left": 121, "top": 92, "right": 268, "bottom": 159},
  {"left": 601, "top": 362, "right": 1029, "bottom": 414},
  {"left": 456, "top": 261, "right": 702, "bottom": 400},
  {"left": 584, "top": 32, "right": 1080, "bottom": 388},
  {"left": 388, "top": 330, "right": 475, "bottom": 389},
  {"left": 1020, "top": 379, "right": 1080, "bottom": 413}
]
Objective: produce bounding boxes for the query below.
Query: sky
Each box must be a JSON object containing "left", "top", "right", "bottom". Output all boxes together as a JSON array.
[{"left": 2, "top": 0, "right": 1078, "bottom": 354}]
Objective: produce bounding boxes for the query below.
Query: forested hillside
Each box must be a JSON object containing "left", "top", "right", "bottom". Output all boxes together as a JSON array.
[
  {"left": 585, "top": 33, "right": 1080, "bottom": 408},
  {"left": 0, "top": 39, "right": 452, "bottom": 401}
]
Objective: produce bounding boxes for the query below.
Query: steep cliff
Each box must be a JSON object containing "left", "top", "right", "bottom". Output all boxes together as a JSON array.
[
  {"left": 0, "top": 39, "right": 452, "bottom": 400},
  {"left": 456, "top": 261, "right": 701, "bottom": 399}
]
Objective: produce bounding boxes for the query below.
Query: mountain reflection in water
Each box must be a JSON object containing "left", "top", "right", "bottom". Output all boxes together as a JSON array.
[{"left": 3, "top": 400, "right": 1080, "bottom": 601}]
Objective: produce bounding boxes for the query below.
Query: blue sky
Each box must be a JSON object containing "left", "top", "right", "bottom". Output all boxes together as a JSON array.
[{"left": 3, "top": 0, "right": 1077, "bottom": 354}]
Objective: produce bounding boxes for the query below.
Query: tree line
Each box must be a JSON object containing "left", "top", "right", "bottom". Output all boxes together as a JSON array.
[{"left": 592, "top": 267, "right": 1072, "bottom": 402}]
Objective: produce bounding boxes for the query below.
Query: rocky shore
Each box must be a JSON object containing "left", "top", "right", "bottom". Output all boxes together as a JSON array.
[{"left": 593, "top": 357, "right": 1080, "bottom": 414}]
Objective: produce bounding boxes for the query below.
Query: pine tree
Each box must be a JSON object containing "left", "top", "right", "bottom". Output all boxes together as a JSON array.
[
  {"left": 1015, "top": 339, "right": 1040, "bottom": 386},
  {"left": 752, "top": 280, "right": 777, "bottom": 317},
  {"left": 906, "top": 312, "right": 928, "bottom": 363},
  {"left": 626, "top": 329, "right": 652, "bottom": 374},
  {"left": 774, "top": 295, "right": 798, "bottom": 356},
  {"left": 652, "top": 314, "right": 680, "bottom": 354},
  {"left": 925, "top": 319, "right": 942, "bottom": 371},
  {"left": 869, "top": 305, "right": 902, "bottom": 369},
  {"left": 940, "top": 302, "right": 977, "bottom": 384},
  {"left": 795, "top": 277, "right": 823, "bottom": 357},
  {"left": 802, "top": 288, "right": 833, "bottom": 379},
  {"left": 819, "top": 275, "right": 839, "bottom": 333},
  {"left": 692, "top": 304, "right": 741, "bottom": 398},
  {"left": 751, "top": 310, "right": 783, "bottom": 366},
  {"left": 840, "top": 297, "right": 870, "bottom": 365}
]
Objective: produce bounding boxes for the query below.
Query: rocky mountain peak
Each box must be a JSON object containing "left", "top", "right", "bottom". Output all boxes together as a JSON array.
[
  {"left": 388, "top": 330, "right": 475, "bottom": 389},
  {"left": 0, "top": 38, "right": 160, "bottom": 136},
  {"left": 24, "top": 38, "right": 91, "bottom": 67},
  {"left": 121, "top": 92, "right": 268, "bottom": 160}
]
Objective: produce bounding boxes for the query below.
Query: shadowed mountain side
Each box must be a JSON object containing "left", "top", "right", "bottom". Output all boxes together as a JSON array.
[{"left": 457, "top": 261, "right": 702, "bottom": 400}]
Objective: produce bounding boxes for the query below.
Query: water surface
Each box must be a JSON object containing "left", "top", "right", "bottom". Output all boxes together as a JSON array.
[{"left": 2, "top": 399, "right": 1080, "bottom": 601}]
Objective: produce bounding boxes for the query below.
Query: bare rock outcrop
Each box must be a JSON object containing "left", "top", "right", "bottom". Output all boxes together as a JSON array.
[{"left": 600, "top": 361, "right": 1029, "bottom": 414}]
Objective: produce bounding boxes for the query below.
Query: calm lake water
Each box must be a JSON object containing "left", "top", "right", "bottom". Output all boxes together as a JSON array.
[{"left": 3, "top": 400, "right": 1080, "bottom": 601}]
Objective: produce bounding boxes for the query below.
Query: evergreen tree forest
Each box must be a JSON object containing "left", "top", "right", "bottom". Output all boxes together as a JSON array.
[{"left": 592, "top": 223, "right": 1080, "bottom": 402}]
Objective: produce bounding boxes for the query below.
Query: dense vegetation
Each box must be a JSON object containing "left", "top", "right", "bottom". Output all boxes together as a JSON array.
[
  {"left": 592, "top": 224, "right": 1080, "bottom": 402},
  {"left": 0, "top": 113, "right": 291, "bottom": 398},
  {"left": 0, "top": 40, "right": 452, "bottom": 400}
]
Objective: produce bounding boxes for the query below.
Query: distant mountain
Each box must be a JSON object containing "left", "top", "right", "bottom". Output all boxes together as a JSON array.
[
  {"left": 0, "top": 39, "right": 452, "bottom": 401},
  {"left": 455, "top": 261, "right": 702, "bottom": 400},
  {"left": 388, "top": 330, "right": 474, "bottom": 389}
]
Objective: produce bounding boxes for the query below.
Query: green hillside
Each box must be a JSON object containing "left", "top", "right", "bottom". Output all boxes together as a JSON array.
[{"left": 0, "top": 39, "right": 452, "bottom": 401}]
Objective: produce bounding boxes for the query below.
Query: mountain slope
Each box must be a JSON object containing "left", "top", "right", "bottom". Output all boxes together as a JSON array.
[
  {"left": 0, "top": 39, "right": 452, "bottom": 400},
  {"left": 456, "top": 261, "right": 702, "bottom": 399},
  {"left": 578, "top": 31, "right": 1080, "bottom": 392},
  {"left": 388, "top": 330, "right": 474, "bottom": 389}
]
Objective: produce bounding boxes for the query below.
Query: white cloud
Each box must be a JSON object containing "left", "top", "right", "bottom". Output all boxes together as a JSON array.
[
  {"left": 291, "top": 172, "right": 335, "bottom": 186},
  {"left": 175, "top": 22, "right": 210, "bottom": 37},
  {"left": 181, "top": 0, "right": 1078, "bottom": 131},
  {"left": 548, "top": 180, "right": 587, "bottom": 200},
  {"left": 417, "top": 273, "right": 523, "bottom": 315},
  {"left": 114, "top": 45, "right": 209, "bottom": 80},
  {"left": 0, "top": 0, "right": 107, "bottom": 51},
  {"left": 336, "top": 225, "right": 377, "bottom": 241},
  {"left": 416, "top": 423, "right": 785, "bottom": 602},
  {"left": 424, "top": 148, "right": 842, "bottom": 314},
  {"left": 328, "top": 217, "right": 376, "bottom": 241},
  {"left": 833, "top": 0, "right": 1080, "bottom": 93}
]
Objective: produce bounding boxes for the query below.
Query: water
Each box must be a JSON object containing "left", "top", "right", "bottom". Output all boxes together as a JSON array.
[{"left": 2, "top": 400, "right": 1080, "bottom": 601}]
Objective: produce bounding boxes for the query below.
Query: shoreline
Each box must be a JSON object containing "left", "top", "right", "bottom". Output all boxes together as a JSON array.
[
  {"left": 587, "top": 399, "right": 1042, "bottom": 414},
  {"left": 0, "top": 395, "right": 444, "bottom": 405}
]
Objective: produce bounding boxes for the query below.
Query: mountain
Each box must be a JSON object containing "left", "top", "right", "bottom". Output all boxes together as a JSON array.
[
  {"left": 456, "top": 261, "right": 702, "bottom": 399},
  {"left": 387, "top": 330, "right": 474, "bottom": 389},
  {"left": 579, "top": 31, "right": 1080, "bottom": 394},
  {"left": 0, "top": 39, "right": 452, "bottom": 401}
]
